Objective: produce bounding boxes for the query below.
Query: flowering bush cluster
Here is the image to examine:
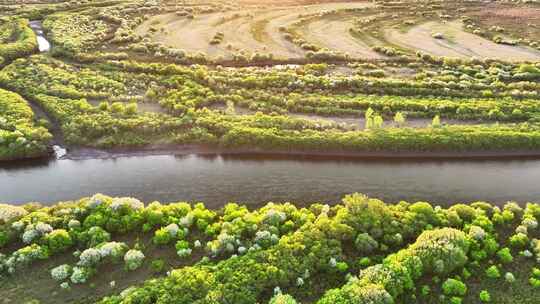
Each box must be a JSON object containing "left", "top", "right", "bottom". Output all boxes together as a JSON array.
[{"left": 1, "top": 191, "right": 540, "bottom": 302}]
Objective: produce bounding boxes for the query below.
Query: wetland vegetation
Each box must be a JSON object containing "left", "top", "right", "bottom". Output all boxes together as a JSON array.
[{"left": 1, "top": 0, "right": 540, "bottom": 302}]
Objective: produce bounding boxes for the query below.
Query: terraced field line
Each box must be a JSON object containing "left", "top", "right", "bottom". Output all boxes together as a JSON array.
[
  {"left": 385, "top": 20, "right": 540, "bottom": 61},
  {"left": 298, "top": 15, "right": 383, "bottom": 59},
  {"left": 136, "top": 1, "right": 376, "bottom": 59}
]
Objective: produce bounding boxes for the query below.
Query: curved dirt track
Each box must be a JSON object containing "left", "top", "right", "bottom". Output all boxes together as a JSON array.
[
  {"left": 298, "top": 15, "right": 382, "bottom": 59},
  {"left": 385, "top": 20, "right": 540, "bottom": 61},
  {"left": 136, "top": 1, "right": 375, "bottom": 59}
]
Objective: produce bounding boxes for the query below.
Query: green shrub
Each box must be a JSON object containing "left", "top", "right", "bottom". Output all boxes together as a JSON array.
[
  {"left": 485, "top": 265, "right": 501, "bottom": 279},
  {"left": 45, "top": 229, "right": 73, "bottom": 254},
  {"left": 268, "top": 294, "right": 298, "bottom": 304},
  {"left": 497, "top": 247, "right": 513, "bottom": 264},
  {"left": 509, "top": 233, "right": 528, "bottom": 248},
  {"left": 150, "top": 259, "right": 166, "bottom": 273},
  {"left": 354, "top": 233, "right": 378, "bottom": 254},
  {"left": 358, "top": 257, "right": 372, "bottom": 268},
  {"left": 479, "top": 290, "right": 491, "bottom": 302},
  {"left": 442, "top": 278, "right": 467, "bottom": 297}
]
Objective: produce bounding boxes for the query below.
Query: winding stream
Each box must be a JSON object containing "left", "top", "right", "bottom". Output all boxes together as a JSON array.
[
  {"left": 2, "top": 153, "right": 540, "bottom": 207},
  {"left": 29, "top": 21, "right": 51, "bottom": 52}
]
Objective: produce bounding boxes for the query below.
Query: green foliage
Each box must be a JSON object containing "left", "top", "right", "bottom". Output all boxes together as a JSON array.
[
  {"left": 354, "top": 233, "right": 378, "bottom": 254},
  {"left": 150, "top": 259, "right": 166, "bottom": 273},
  {"left": 442, "top": 278, "right": 467, "bottom": 297},
  {"left": 509, "top": 233, "right": 528, "bottom": 248},
  {"left": 485, "top": 265, "right": 501, "bottom": 279},
  {"left": 479, "top": 290, "right": 491, "bottom": 302},
  {"left": 269, "top": 294, "right": 298, "bottom": 304},
  {"left": 318, "top": 228, "right": 470, "bottom": 303},
  {"left": 497, "top": 247, "right": 513, "bottom": 264},
  {"left": 45, "top": 229, "right": 73, "bottom": 254},
  {"left": 0, "top": 18, "right": 38, "bottom": 64},
  {"left": 0, "top": 88, "right": 52, "bottom": 160}
]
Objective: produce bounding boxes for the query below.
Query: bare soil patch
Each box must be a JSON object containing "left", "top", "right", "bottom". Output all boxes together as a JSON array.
[
  {"left": 470, "top": 4, "right": 540, "bottom": 41},
  {"left": 136, "top": 2, "right": 376, "bottom": 59},
  {"left": 298, "top": 14, "right": 383, "bottom": 59},
  {"left": 385, "top": 20, "right": 540, "bottom": 61}
]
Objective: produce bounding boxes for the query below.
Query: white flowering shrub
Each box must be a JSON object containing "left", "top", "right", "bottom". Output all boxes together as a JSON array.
[
  {"left": 177, "top": 248, "right": 192, "bottom": 258},
  {"left": 22, "top": 229, "right": 39, "bottom": 244},
  {"left": 516, "top": 225, "right": 528, "bottom": 235},
  {"left": 254, "top": 230, "right": 279, "bottom": 249},
  {"left": 51, "top": 264, "right": 72, "bottom": 282},
  {"left": 207, "top": 232, "right": 236, "bottom": 256},
  {"left": 468, "top": 225, "right": 486, "bottom": 241},
  {"left": 68, "top": 219, "right": 81, "bottom": 229},
  {"left": 78, "top": 248, "right": 102, "bottom": 267},
  {"left": 164, "top": 223, "right": 179, "bottom": 238},
  {"left": 505, "top": 272, "right": 516, "bottom": 283},
  {"left": 6, "top": 192, "right": 540, "bottom": 302},
  {"left": 179, "top": 214, "right": 194, "bottom": 228},
  {"left": 329, "top": 257, "right": 337, "bottom": 268},
  {"left": 319, "top": 228, "right": 469, "bottom": 302},
  {"left": 264, "top": 209, "right": 287, "bottom": 226},
  {"left": 35, "top": 222, "right": 53, "bottom": 234},
  {"left": 70, "top": 266, "right": 92, "bottom": 284},
  {"left": 87, "top": 193, "right": 108, "bottom": 209},
  {"left": 4, "top": 244, "right": 49, "bottom": 273},
  {"left": 124, "top": 249, "right": 145, "bottom": 271},
  {"left": 11, "top": 221, "right": 25, "bottom": 232},
  {"left": 0, "top": 204, "right": 27, "bottom": 225},
  {"left": 98, "top": 242, "right": 128, "bottom": 261},
  {"left": 110, "top": 197, "right": 144, "bottom": 211},
  {"left": 524, "top": 217, "right": 538, "bottom": 229}
]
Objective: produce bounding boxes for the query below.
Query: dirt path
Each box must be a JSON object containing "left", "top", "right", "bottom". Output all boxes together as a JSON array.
[{"left": 385, "top": 20, "right": 540, "bottom": 61}]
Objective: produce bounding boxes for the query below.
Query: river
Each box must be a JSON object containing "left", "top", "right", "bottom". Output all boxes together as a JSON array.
[{"left": 2, "top": 153, "right": 540, "bottom": 207}]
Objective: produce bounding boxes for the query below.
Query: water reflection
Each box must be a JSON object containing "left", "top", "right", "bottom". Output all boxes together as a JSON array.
[{"left": 2, "top": 154, "right": 540, "bottom": 207}]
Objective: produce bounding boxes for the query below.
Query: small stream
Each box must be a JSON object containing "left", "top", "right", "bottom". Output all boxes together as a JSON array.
[
  {"left": 29, "top": 20, "right": 50, "bottom": 52},
  {"left": 28, "top": 20, "right": 67, "bottom": 159}
]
